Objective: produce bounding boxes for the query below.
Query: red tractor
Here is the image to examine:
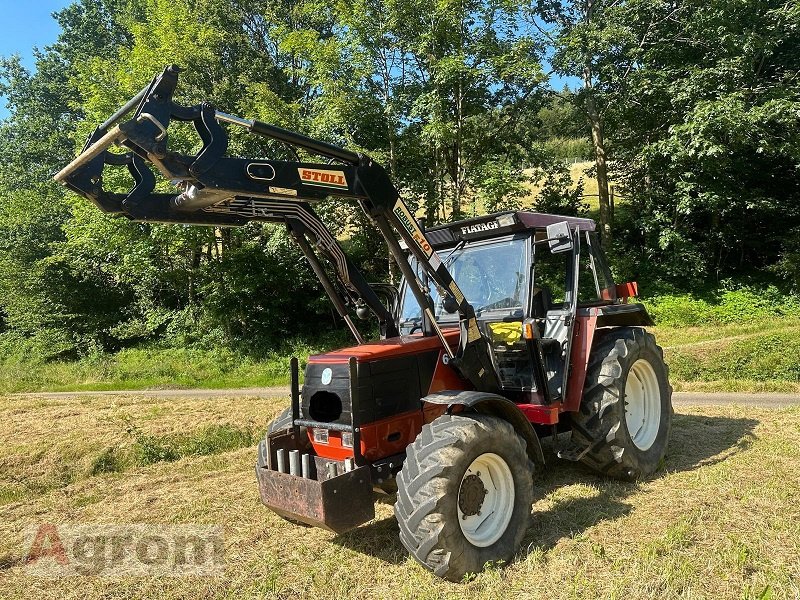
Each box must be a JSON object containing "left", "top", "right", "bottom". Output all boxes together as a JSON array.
[{"left": 56, "top": 66, "right": 672, "bottom": 581}]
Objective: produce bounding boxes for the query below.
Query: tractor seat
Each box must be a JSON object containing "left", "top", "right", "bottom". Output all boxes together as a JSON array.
[{"left": 531, "top": 286, "right": 551, "bottom": 319}]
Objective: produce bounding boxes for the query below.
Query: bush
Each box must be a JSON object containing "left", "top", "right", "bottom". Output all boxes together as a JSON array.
[
  {"left": 668, "top": 332, "right": 800, "bottom": 383},
  {"left": 644, "top": 285, "right": 800, "bottom": 327}
]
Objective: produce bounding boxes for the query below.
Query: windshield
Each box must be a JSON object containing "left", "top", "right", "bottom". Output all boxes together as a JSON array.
[{"left": 400, "top": 236, "right": 529, "bottom": 328}]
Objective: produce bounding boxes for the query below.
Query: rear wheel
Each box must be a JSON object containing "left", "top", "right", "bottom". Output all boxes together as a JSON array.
[
  {"left": 394, "top": 413, "right": 533, "bottom": 581},
  {"left": 571, "top": 327, "right": 672, "bottom": 480}
]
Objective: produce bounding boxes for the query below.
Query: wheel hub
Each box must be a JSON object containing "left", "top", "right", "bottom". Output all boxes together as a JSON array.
[
  {"left": 458, "top": 473, "right": 487, "bottom": 516},
  {"left": 624, "top": 358, "right": 662, "bottom": 451},
  {"left": 457, "top": 453, "right": 515, "bottom": 547}
]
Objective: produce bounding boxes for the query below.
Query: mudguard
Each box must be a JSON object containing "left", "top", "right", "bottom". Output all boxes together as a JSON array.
[{"left": 421, "top": 390, "right": 546, "bottom": 467}]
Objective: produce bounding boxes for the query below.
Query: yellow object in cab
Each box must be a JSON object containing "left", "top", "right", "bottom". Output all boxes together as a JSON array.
[{"left": 487, "top": 321, "right": 523, "bottom": 345}]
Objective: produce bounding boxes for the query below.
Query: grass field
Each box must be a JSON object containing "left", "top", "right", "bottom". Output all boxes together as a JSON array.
[
  {"left": 0, "top": 392, "right": 798, "bottom": 599},
  {"left": 655, "top": 318, "right": 800, "bottom": 393},
  {"left": 523, "top": 160, "right": 604, "bottom": 213},
  {"left": 0, "top": 345, "right": 308, "bottom": 394},
  {"left": 1, "top": 316, "right": 798, "bottom": 395}
]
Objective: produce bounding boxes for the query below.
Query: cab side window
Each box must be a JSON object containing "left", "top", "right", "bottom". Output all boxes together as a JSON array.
[
  {"left": 578, "top": 232, "right": 617, "bottom": 305},
  {"left": 578, "top": 243, "right": 600, "bottom": 304},
  {"left": 531, "top": 242, "right": 568, "bottom": 312}
]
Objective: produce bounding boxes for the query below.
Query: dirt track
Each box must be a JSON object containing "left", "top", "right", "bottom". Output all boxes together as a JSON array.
[{"left": 11, "top": 387, "right": 800, "bottom": 407}]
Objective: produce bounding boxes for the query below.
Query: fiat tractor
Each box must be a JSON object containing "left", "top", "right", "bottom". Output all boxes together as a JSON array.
[{"left": 55, "top": 66, "right": 672, "bottom": 581}]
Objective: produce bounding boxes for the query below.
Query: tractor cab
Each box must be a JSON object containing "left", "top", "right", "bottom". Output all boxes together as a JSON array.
[{"left": 399, "top": 211, "right": 620, "bottom": 403}]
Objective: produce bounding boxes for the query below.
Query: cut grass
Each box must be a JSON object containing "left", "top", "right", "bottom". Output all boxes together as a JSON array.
[
  {"left": 0, "top": 393, "right": 797, "bottom": 598},
  {"left": 0, "top": 392, "right": 286, "bottom": 506}
]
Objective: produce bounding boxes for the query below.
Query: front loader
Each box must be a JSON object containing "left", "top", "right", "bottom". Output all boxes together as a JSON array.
[{"left": 56, "top": 65, "right": 673, "bottom": 581}]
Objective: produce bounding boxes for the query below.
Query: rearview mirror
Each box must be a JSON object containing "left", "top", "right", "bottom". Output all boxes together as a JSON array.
[{"left": 546, "top": 221, "right": 574, "bottom": 254}]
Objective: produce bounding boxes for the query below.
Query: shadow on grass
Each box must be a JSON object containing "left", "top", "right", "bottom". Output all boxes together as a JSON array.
[
  {"left": 0, "top": 554, "right": 19, "bottom": 570},
  {"left": 332, "top": 412, "right": 758, "bottom": 565}
]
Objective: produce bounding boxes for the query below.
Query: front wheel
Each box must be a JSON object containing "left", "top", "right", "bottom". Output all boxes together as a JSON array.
[
  {"left": 394, "top": 414, "right": 534, "bottom": 581},
  {"left": 571, "top": 327, "right": 672, "bottom": 480}
]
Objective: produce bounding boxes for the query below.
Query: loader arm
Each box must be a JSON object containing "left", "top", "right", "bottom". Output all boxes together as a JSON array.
[{"left": 54, "top": 65, "right": 501, "bottom": 392}]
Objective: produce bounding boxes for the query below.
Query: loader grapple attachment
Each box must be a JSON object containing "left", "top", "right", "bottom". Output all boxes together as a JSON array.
[
  {"left": 256, "top": 464, "right": 374, "bottom": 534},
  {"left": 54, "top": 64, "right": 507, "bottom": 394}
]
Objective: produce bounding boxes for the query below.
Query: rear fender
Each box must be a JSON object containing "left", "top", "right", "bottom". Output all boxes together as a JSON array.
[
  {"left": 564, "top": 304, "right": 654, "bottom": 412},
  {"left": 594, "top": 303, "right": 654, "bottom": 327},
  {"left": 422, "top": 390, "right": 546, "bottom": 467}
]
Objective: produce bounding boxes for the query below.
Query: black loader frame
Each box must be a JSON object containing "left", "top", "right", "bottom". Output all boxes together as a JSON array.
[{"left": 55, "top": 65, "right": 498, "bottom": 392}]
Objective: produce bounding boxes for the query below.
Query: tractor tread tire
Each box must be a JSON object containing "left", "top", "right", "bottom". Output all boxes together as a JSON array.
[
  {"left": 394, "top": 413, "right": 534, "bottom": 581},
  {"left": 257, "top": 407, "right": 296, "bottom": 470},
  {"left": 571, "top": 327, "right": 672, "bottom": 480},
  {"left": 267, "top": 407, "right": 294, "bottom": 436}
]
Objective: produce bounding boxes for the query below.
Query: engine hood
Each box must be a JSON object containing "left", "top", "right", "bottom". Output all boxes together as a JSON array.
[{"left": 307, "top": 329, "right": 460, "bottom": 364}]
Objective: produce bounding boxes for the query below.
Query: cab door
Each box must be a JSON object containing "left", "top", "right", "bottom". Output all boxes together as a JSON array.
[{"left": 528, "top": 227, "right": 580, "bottom": 402}]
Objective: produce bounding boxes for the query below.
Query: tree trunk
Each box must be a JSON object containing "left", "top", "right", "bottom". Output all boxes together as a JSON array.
[
  {"left": 188, "top": 245, "right": 202, "bottom": 309},
  {"left": 583, "top": 65, "right": 612, "bottom": 247},
  {"left": 452, "top": 76, "right": 464, "bottom": 221},
  {"left": 384, "top": 94, "right": 397, "bottom": 283}
]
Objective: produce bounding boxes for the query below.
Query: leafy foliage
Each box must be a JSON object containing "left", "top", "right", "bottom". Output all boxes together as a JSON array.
[
  {"left": 0, "top": 0, "right": 798, "bottom": 364},
  {"left": 644, "top": 285, "right": 800, "bottom": 327},
  {"left": 600, "top": 0, "right": 800, "bottom": 286}
]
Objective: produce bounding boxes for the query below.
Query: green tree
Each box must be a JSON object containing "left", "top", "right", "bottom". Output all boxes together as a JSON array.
[
  {"left": 0, "top": 0, "right": 141, "bottom": 357},
  {"left": 535, "top": 0, "right": 631, "bottom": 246},
  {"left": 603, "top": 0, "right": 800, "bottom": 285}
]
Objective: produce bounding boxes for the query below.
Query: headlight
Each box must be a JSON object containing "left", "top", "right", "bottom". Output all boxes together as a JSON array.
[
  {"left": 312, "top": 428, "right": 329, "bottom": 444},
  {"left": 341, "top": 431, "right": 353, "bottom": 448}
]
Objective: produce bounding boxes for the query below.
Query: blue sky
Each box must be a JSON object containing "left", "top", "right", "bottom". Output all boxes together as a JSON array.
[
  {"left": 0, "top": 0, "right": 72, "bottom": 117},
  {"left": 0, "top": 1, "right": 72, "bottom": 66},
  {"left": 0, "top": 1, "right": 578, "bottom": 118}
]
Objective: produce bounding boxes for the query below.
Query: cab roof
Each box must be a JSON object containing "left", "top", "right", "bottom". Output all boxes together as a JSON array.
[{"left": 421, "top": 211, "right": 596, "bottom": 248}]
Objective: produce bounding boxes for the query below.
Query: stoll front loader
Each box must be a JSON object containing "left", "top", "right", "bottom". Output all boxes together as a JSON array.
[{"left": 56, "top": 66, "right": 672, "bottom": 581}]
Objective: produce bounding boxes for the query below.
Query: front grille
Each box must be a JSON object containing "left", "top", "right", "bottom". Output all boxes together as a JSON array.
[{"left": 302, "top": 351, "right": 439, "bottom": 428}]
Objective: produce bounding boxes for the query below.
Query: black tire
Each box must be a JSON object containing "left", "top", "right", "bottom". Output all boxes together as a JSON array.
[
  {"left": 256, "top": 407, "right": 311, "bottom": 526},
  {"left": 394, "top": 413, "right": 534, "bottom": 581},
  {"left": 268, "top": 407, "right": 295, "bottom": 436},
  {"left": 256, "top": 407, "right": 296, "bottom": 469},
  {"left": 571, "top": 327, "right": 672, "bottom": 480}
]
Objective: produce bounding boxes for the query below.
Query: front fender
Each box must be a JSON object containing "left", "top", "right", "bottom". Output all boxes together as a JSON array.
[{"left": 422, "top": 390, "right": 546, "bottom": 467}]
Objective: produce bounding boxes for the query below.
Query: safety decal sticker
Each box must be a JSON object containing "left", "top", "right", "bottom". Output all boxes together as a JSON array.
[{"left": 448, "top": 281, "right": 465, "bottom": 305}]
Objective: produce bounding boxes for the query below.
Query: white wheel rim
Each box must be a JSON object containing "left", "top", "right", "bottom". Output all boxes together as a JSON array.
[
  {"left": 624, "top": 359, "right": 661, "bottom": 450},
  {"left": 457, "top": 452, "right": 515, "bottom": 547}
]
